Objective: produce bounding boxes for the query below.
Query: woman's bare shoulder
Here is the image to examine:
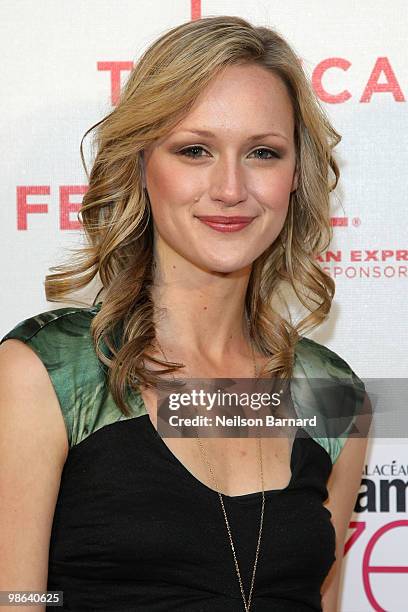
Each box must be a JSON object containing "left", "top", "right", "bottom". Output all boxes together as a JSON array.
[{"left": 0, "top": 337, "right": 69, "bottom": 464}]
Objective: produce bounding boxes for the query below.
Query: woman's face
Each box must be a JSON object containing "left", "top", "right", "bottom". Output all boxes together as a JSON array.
[{"left": 143, "top": 63, "right": 298, "bottom": 275}]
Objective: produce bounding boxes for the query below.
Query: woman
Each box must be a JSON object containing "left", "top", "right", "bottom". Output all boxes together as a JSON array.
[{"left": 0, "top": 15, "right": 369, "bottom": 612}]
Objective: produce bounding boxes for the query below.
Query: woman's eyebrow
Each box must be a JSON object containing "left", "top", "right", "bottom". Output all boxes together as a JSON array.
[{"left": 174, "top": 128, "right": 289, "bottom": 142}]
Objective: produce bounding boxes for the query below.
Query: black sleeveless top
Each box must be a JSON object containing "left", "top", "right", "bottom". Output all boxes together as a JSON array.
[{"left": 1, "top": 304, "right": 366, "bottom": 611}]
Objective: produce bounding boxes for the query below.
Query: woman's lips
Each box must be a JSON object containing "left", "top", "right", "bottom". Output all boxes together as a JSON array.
[{"left": 195, "top": 216, "right": 256, "bottom": 233}]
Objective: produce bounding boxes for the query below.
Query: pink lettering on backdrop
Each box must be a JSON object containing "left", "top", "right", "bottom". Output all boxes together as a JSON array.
[
  {"left": 344, "top": 521, "right": 408, "bottom": 610},
  {"left": 361, "top": 57, "right": 405, "bottom": 102},
  {"left": 362, "top": 520, "right": 408, "bottom": 612},
  {"left": 344, "top": 521, "right": 366, "bottom": 556},
  {"left": 97, "top": 61, "right": 134, "bottom": 106},
  {"left": 331, "top": 217, "right": 348, "bottom": 226},
  {"left": 17, "top": 186, "right": 49, "bottom": 230},
  {"left": 191, "top": 0, "right": 201, "bottom": 20},
  {"left": 313, "top": 58, "right": 352, "bottom": 103},
  {"left": 312, "top": 56, "right": 405, "bottom": 104},
  {"left": 60, "top": 186, "right": 88, "bottom": 230}
]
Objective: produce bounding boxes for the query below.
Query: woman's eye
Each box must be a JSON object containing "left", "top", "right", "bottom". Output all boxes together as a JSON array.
[
  {"left": 178, "top": 146, "right": 208, "bottom": 158},
  {"left": 250, "top": 148, "right": 280, "bottom": 160}
]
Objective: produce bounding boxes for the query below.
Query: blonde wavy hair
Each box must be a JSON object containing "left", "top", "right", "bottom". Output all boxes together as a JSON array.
[{"left": 45, "top": 15, "right": 339, "bottom": 416}]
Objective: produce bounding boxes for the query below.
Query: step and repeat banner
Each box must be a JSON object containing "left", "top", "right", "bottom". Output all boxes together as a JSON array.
[{"left": 1, "top": 2, "right": 407, "bottom": 610}]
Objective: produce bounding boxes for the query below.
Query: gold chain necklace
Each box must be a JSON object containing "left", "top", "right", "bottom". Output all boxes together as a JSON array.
[{"left": 155, "top": 330, "right": 265, "bottom": 612}]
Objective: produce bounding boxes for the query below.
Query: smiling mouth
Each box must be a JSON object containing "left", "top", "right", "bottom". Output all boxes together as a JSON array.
[{"left": 195, "top": 216, "right": 256, "bottom": 233}]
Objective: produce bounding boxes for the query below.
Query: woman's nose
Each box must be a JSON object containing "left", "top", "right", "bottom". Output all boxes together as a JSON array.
[{"left": 209, "top": 157, "right": 248, "bottom": 205}]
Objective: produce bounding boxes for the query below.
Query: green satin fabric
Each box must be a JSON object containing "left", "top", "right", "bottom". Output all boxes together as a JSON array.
[{"left": 0, "top": 303, "right": 365, "bottom": 464}]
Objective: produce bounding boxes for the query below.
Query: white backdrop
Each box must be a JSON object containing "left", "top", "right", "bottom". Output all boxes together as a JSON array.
[{"left": 1, "top": 1, "right": 407, "bottom": 610}]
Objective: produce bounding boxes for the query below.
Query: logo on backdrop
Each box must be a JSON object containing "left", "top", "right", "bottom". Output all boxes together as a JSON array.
[{"left": 344, "top": 460, "right": 408, "bottom": 610}]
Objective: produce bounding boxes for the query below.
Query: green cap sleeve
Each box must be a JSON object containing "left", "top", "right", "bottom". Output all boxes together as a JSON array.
[{"left": 291, "top": 337, "right": 366, "bottom": 464}]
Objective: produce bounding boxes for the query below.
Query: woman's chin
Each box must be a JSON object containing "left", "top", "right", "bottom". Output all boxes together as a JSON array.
[{"left": 196, "top": 255, "right": 255, "bottom": 276}]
